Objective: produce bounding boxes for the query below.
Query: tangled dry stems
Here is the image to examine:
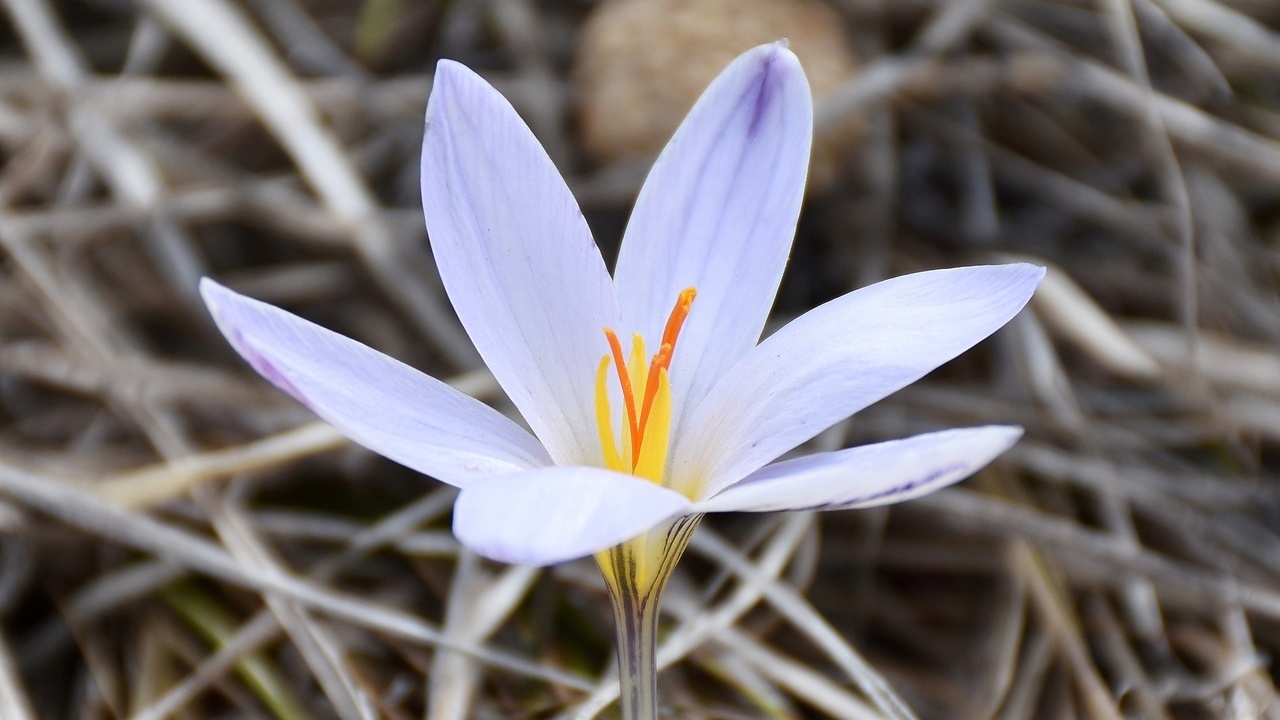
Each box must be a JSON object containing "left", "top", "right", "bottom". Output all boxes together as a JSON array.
[{"left": 1, "top": 0, "right": 1280, "bottom": 718}]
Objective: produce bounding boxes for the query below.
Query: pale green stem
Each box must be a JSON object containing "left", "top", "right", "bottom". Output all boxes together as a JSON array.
[
  {"left": 598, "top": 514, "right": 703, "bottom": 720},
  {"left": 606, "top": 574, "right": 662, "bottom": 720}
]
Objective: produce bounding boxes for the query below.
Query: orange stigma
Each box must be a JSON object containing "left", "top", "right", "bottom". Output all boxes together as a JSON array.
[
  {"left": 639, "top": 288, "right": 696, "bottom": 435},
  {"left": 597, "top": 288, "right": 697, "bottom": 472},
  {"left": 603, "top": 327, "right": 640, "bottom": 450}
]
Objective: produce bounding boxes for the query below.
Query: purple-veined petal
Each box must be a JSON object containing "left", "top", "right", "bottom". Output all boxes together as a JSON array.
[
  {"left": 675, "top": 264, "right": 1045, "bottom": 498},
  {"left": 452, "top": 467, "right": 693, "bottom": 566},
  {"left": 696, "top": 426, "right": 1022, "bottom": 513},
  {"left": 200, "top": 279, "right": 552, "bottom": 487},
  {"left": 422, "top": 61, "right": 620, "bottom": 466},
  {"left": 612, "top": 43, "right": 811, "bottom": 436}
]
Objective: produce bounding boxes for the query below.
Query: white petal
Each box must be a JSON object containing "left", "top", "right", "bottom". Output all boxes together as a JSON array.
[
  {"left": 675, "top": 264, "right": 1045, "bottom": 497},
  {"left": 612, "top": 43, "right": 812, "bottom": 435},
  {"left": 421, "top": 61, "right": 620, "bottom": 466},
  {"left": 200, "top": 279, "right": 551, "bottom": 487},
  {"left": 452, "top": 467, "right": 693, "bottom": 566},
  {"left": 697, "top": 426, "right": 1022, "bottom": 513}
]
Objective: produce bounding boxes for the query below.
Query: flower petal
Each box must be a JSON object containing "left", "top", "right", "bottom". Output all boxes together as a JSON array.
[
  {"left": 675, "top": 264, "right": 1045, "bottom": 498},
  {"left": 421, "top": 61, "right": 620, "bottom": 466},
  {"left": 452, "top": 467, "right": 693, "bottom": 566},
  {"left": 696, "top": 426, "right": 1022, "bottom": 513},
  {"left": 200, "top": 279, "right": 551, "bottom": 487},
  {"left": 612, "top": 43, "right": 812, "bottom": 434}
]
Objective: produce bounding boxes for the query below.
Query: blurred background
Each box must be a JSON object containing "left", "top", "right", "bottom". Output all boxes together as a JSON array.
[{"left": 1, "top": 0, "right": 1280, "bottom": 718}]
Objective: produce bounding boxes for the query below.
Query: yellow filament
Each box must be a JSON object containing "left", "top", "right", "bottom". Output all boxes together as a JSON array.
[
  {"left": 594, "top": 357, "right": 626, "bottom": 472},
  {"left": 632, "top": 370, "right": 672, "bottom": 484},
  {"left": 628, "top": 334, "right": 648, "bottom": 401},
  {"left": 620, "top": 411, "right": 633, "bottom": 470},
  {"left": 594, "top": 287, "right": 696, "bottom": 485}
]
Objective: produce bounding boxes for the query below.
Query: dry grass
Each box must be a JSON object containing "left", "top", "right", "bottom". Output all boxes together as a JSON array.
[{"left": 1, "top": 0, "right": 1280, "bottom": 718}]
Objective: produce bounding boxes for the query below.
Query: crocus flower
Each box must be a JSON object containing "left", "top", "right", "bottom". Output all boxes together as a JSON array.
[{"left": 200, "top": 42, "right": 1042, "bottom": 719}]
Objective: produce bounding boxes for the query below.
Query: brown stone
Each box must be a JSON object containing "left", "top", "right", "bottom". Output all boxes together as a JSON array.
[{"left": 575, "top": 0, "right": 861, "bottom": 192}]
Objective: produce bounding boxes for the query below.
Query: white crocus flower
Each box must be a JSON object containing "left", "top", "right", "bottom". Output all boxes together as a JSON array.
[{"left": 201, "top": 43, "right": 1043, "bottom": 719}]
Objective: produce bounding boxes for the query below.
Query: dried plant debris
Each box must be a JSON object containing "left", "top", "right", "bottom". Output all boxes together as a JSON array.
[{"left": 0, "top": 0, "right": 1279, "bottom": 718}]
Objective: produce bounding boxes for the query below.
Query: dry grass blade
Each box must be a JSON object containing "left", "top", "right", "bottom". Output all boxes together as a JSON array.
[
  {"left": 428, "top": 558, "right": 540, "bottom": 720},
  {"left": 0, "top": 629, "right": 36, "bottom": 720},
  {"left": 1, "top": 0, "right": 205, "bottom": 302},
  {"left": 139, "top": 0, "right": 478, "bottom": 365},
  {"left": 1028, "top": 261, "right": 1163, "bottom": 380},
  {"left": 98, "top": 422, "right": 347, "bottom": 508},
  {"left": 208, "top": 483, "right": 376, "bottom": 720},
  {"left": 1155, "top": 0, "right": 1280, "bottom": 68},
  {"left": 0, "top": 458, "right": 591, "bottom": 691},
  {"left": 690, "top": 526, "right": 919, "bottom": 720},
  {"left": 1013, "top": 544, "right": 1124, "bottom": 720}
]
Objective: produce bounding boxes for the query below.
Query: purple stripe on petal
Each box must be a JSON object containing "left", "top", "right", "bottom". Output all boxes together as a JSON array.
[
  {"left": 421, "top": 60, "right": 620, "bottom": 467},
  {"left": 213, "top": 317, "right": 308, "bottom": 407},
  {"left": 199, "top": 278, "right": 552, "bottom": 488},
  {"left": 678, "top": 264, "right": 1044, "bottom": 497},
  {"left": 800, "top": 464, "right": 965, "bottom": 511},
  {"left": 745, "top": 46, "right": 790, "bottom": 138},
  {"left": 695, "top": 426, "right": 1022, "bottom": 514},
  {"left": 613, "top": 43, "right": 812, "bottom": 459}
]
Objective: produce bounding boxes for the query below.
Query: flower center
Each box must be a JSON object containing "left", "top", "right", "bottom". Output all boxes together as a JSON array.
[{"left": 595, "top": 288, "right": 696, "bottom": 483}]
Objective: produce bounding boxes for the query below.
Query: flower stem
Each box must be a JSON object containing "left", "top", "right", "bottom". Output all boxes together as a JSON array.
[
  {"left": 606, "top": 574, "right": 661, "bottom": 720},
  {"left": 597, "top": 514, "right": 703, "bottom": 720}
]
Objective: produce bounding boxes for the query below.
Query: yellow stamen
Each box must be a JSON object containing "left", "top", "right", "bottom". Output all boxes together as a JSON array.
[
  {"left": 632, "top": 369, "right": 672, "bottom": 483},
  {"left": 620, "top": 417, "right": 633, "bottom": 470},
  {"left": 596, "top": 287, "right": 697, "bottom": 481},
  {"left": 594, "top": 356, "right": 625, "bottom": 472},
  {"left": 628, "top": 334, "right": 648, "bottom": 402},
  {"left": 638, "top": 342, "right": 670, "bottom": 437}
]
